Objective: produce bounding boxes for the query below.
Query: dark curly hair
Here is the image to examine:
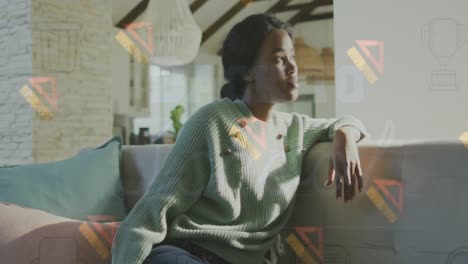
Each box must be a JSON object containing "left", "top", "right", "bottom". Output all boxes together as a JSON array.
[{"left": 220, "top": 13, "right": 293, "bottom": 100}]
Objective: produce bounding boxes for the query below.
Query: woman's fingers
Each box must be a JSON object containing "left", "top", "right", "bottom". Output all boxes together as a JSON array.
[
  {"left": 351, "top": 168, "right": 356, "bottom": 199},
  {"left": 325, "top": 158, "right": 335, "bottom": 187},
  {"left": 351, "top": 163, "right": 357, "bottom": 199},
  {"left": 336, "top": 170, "right": 342, "bottom": 200},
  {"left": 344, "top": 162, "right": 353, "bottom": 203},
  {"left": 356, "top": 161, "right": 363, "bottom": 192},
  {"left": 344, "top": 162, "right": 359, "bottom": 202},
  {"left": 334, "top": 159, "right": 365, "bottom": 203},
  {"left": 331, "top": 157, "right": 343, "bottom": 200},
  {"left": 346, "top": 164, "right": 352, "bottom": 187}
]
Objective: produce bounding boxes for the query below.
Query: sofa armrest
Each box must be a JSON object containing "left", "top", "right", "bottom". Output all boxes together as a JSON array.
[
  {"left": 280, "top": 141, "right": 468, "bottom": 264},
  {"left": 279, "top": 142, "right": 404, "bottom": 263}
]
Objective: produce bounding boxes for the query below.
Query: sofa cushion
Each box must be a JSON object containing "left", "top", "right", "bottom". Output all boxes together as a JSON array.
[
  {"left": 120, "top": 144, "right": 173, "bottom": 213},
  {"left": 0, "top": 202, "right": 120, "bottom": 264},
  {"left": 0, "top": 136, "right": 126, "bottom": 221}
]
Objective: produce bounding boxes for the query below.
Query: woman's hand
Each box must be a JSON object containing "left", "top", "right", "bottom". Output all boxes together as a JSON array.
[{"left": 325, "top": 126, "right": 363, "bottom": 203}]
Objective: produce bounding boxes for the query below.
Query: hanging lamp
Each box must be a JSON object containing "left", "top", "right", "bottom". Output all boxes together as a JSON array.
[
  {"left": 294, "top": 37, "right": 324, "bottom": 79},
  {"left": 144, "top": 0, "right": 202, "bottom": 66}
]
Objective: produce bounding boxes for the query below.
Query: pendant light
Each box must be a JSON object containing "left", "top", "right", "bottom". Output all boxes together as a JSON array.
[{"left": 144, "top": 0, "right": 202, "bottom": 66}]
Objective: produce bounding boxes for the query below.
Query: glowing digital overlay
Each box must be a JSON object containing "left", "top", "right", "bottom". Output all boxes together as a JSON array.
[
  {"left": 286, "top": 226, "right": 323, "bottom": 264},
  {"left": 229, "top": 117, "right": 269, "bottom": 160},
  {"left": 19, "top": 76, "right": 58, "bottom": 120},
  {"left": 459, "top": 131, "right": 468, "bottom": 148},
  {"left": 366, "top": 179, "right": 403, "bottom": 224},
  {"left": 346, "top": 40, "right": 384, "bottom": 85},
  {"left": 78, "top": 215, "right": 120, "bottom": 260},
  {"left": 115, "top": 22, "right": 153, "bottom": 65}
]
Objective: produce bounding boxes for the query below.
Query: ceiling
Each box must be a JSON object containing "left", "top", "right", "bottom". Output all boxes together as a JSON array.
[{"left": 111, "top": 0, "right": 333, "bottom": 54}]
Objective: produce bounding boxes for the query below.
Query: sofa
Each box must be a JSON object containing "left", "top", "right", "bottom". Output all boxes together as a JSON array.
[{"left": 1, "top": 139, "right": 467, "bottom": 264}]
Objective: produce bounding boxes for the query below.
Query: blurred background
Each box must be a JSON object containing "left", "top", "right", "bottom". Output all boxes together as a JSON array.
[{"left": 0, "top": 0, "right": 467, "bottom": 165}]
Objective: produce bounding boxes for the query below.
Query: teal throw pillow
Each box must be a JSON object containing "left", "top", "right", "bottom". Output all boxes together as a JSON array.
[{"left": 0, "top": 136, "right": 126, "bottom": 221}]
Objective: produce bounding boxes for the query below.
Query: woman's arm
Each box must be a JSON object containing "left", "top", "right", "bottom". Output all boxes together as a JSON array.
[
  {"left": 336, "top": 125, "right": 364, "bottom": 142},
  {"left": 299, "top": 115, "right": 369, "bottom": 203},
  {"left": 300, "top": 114, "right": 369, "bottom": 151},
  {"left": 111, "top": 111, "right": 211, "bottom": 264}
]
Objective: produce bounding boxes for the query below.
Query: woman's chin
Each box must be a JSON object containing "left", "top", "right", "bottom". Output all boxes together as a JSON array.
[
  {"left": 280, "top": 91, "right": 298, "bottom": 103},
  {"left": 287, "top": 87, "right": 299, "bottom": 101}
]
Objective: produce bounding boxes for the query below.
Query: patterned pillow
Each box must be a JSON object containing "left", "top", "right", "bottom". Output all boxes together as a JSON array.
[
  {"left": 0, "top": 137, "right": 126, "bottom": 221},
  {"left": 0, "top": 202, "right": 121, "bottom": 264}
]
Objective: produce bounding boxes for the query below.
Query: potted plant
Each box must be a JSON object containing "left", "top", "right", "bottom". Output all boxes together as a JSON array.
[{"left": 170, "top": 105, "right": 184, "bottom": 141}]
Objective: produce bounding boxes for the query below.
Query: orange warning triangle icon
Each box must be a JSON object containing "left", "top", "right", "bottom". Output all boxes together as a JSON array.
[
  {"left": 28, "top": 77, "right": 58, "bottom": 111},
  {"left": 124, "top": 22, "right": 154, "bottom": 56},
  {"left": 89, "top": 222, "right": 120, "bottom": 244},
  {"left": 295, "top": 226, "right": 323, "bottom": 260},
  {"left": 374, "top": 179, "right": 404, "bottom": 213},
  {"left": 242, "top": 118, "right": 267, "bottom": 149},
  {"left": 355, "top": 40, "right": 384, "bottom": 75},
  {"left": 87, "top": 215, "right": 120, "bottom": 244}
]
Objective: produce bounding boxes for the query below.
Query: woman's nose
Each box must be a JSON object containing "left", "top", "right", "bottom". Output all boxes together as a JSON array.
[{"left": 286, "top": 60, "right": 297, "bottom": 76}]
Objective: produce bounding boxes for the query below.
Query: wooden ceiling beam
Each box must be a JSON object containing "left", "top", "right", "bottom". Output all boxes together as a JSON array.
[
  {"left": 266, "top": 0, "right": 293, "bottom": 13},
  {"left": 215, "top": 0, "right": 292, "bottom": 55},
  {"left": 115, "top": 0, "right": 333, "bottom": 49},
  {"left": 115, "top": 0, "right": 208, "bottom": 29},
  {"left": 296, "top": 12, "right": 333, "bottom": 23},
  {"left": 287, "top": 0, "right": 333, "bottom": 26},
  {"left": 190, "top": 0, "right": 209, "bottom": 13},
  {"left": 115, "top": 0, "right": 149, "bottom": 29},
  {"left": 274, "top": 1, "right": 332, "bottom": 12},
  {"left": 202, "top": 0, "right": 258, "bottom": 44}
]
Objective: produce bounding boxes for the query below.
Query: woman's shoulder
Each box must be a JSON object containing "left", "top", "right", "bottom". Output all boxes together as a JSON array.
[
  {"left": 273, "top": 110, "right": 324, "bottom": 132},
  {"left": 201, "top": 97, "right": 233, "bottom": 110},
  {"left": 190, "top": 98, "right": 238, "bottom": 120},
  {"left": 182, "top": 98, "right": 236, "bottom": 130}
]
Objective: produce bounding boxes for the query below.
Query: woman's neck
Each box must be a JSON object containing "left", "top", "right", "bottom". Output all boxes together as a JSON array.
[{"left": 241, "top": 90, "right": 274, "bottom": 123}]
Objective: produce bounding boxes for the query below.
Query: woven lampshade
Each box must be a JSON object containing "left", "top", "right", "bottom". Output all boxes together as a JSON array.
[
  {"left": 294, "top": 37, "right": 324, "bottom": 79},
  {"left": 145, "top": 0, "right": 202, "bottom": 66}
]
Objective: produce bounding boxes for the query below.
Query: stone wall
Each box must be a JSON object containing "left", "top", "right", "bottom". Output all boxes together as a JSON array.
[{"left": 0, "top": 0, "right": 113, "bottom": 165}]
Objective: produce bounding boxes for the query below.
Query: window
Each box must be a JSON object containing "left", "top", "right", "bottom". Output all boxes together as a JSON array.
[{"left": 133, "top": 63, "right": 216, "bottom": 138}]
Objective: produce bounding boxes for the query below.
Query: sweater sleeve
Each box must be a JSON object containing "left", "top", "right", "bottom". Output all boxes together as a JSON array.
[
  {"left": 300, "top": 114, "right": 370, "bottom": 150},
  {"left": 111, "top": 111, "right": 211, "bottom": 264}
]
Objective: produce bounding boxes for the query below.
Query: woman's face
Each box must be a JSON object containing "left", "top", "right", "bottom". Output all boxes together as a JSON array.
[{"left": 247, "top": 29, "right": 299, "bottom": 104}]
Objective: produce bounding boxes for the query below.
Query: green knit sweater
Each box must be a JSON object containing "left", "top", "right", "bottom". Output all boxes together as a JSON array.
[{"left": 112, "top": 97, "right": 369, "bottom": 264}]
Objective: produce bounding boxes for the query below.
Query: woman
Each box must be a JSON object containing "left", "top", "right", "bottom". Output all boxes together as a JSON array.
[{"left": 112, "top": 13, "right": 368, "bottom": 264}]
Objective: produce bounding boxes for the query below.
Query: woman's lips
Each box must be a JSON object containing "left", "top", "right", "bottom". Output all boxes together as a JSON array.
[{"left": 286, "top": 80, "right": 298, "bottom": 88}]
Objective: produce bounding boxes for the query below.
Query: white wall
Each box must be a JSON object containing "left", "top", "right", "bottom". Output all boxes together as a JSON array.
[{"left": 334, "top": 0, "right": 468, "bottom": 140}]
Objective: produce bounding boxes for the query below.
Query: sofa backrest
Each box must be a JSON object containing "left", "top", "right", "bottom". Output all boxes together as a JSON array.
[
  {"left": 120, "top": 141, "right": 406, "bottom": 213},
  {"left": 121, "top": 140, "right": 468, "bottom": 263},
  {"left": 120, "top": 144, "right": 173, "bottom": 213}
]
